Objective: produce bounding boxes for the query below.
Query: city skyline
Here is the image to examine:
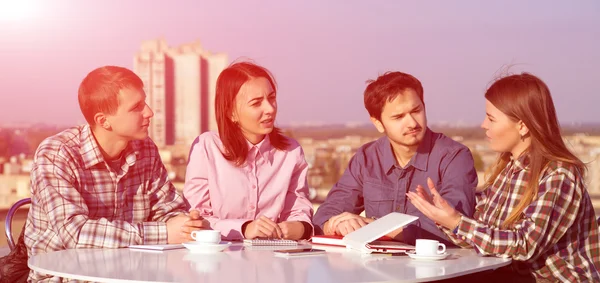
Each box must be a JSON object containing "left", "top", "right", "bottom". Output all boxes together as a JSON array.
[
  {"left": 1, "top": 1, "right": 599, "bottom": 126},
  {"left": 134, "top": 39, "right": 228, "bottom": 147}
]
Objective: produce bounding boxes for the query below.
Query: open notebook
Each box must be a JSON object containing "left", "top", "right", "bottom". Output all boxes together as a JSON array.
[{"left": 335, "top": 212, "right": 418, "bottom": 254}]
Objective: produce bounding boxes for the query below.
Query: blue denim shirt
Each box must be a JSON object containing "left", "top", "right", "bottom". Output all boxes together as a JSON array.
[{"left": 313, "top": 128, "right": 477, "bottom": 245}]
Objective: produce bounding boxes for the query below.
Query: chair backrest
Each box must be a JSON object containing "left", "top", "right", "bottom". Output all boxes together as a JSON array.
[{"left": 5, "top": 198, "right": 31, "bottom": 251}]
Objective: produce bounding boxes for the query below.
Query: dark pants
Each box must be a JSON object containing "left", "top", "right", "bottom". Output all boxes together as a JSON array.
[
  {"left": 433, "top": 265, "right": 538, "bottom": 283},
  {"left": 0, "top": 228, "right": 29, "bottom": 283}
]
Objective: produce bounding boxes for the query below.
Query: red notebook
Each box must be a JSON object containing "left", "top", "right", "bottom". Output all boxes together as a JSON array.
[{"left": 311, "top": 234, "right": 394, "bottom": 247}]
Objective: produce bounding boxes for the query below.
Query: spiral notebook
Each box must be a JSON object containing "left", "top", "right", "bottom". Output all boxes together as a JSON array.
[{"left": 243, "top": 238, "right": 298, "bottom": 246}]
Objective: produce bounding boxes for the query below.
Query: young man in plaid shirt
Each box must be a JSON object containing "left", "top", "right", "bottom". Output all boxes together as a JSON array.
[{"left": 24, "top": 66, "right": 209, "bottom": 282}]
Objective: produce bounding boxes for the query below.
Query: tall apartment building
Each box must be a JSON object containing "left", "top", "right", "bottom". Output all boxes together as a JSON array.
[{"left": 134, "top": 39, "right": 228, "bottom": 148}]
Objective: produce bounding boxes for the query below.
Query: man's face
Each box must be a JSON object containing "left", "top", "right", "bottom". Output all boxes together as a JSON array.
[
  {"left": 104, "top": 87, "right": 154, "bottom": 141},
  {"left": 371, "top": 88, "right": 427, "bottom": 148}
]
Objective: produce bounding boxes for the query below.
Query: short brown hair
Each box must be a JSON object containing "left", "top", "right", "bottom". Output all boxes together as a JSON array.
[
  {"left": 78, "top": 66, "right": 144, "bottom": 125},
  {"left": 364, "top": 71, "right": 424, "bottom": 120}
]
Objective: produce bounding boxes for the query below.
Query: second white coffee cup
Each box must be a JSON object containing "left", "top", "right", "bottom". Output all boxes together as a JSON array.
[
  {"left": 190, "top": 230, "right": 221, "bottom": 244},
  {"left": 415, "top": 239, "right": 446, "bottom": 256}
]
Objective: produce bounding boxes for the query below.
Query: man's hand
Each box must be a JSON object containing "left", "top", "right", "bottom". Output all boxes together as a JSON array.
[
  {"left": 384, "top": 227, "right": 403, "bottom": 241},
  {"left": 335, "top": 218, "right": 368, "bottom": 236},
  {"left": 243, "top": 216, "right": 283, "bottom": 239},
  {"left": 324, "top": 212, "right": 374, "bottom": 235},
  {"left": 166, "top": 209, "right": 210, "bottom": 244}
]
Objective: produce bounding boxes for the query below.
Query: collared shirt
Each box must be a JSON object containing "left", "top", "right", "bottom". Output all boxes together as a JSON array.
[
  {"left": 441, "top": 154, "right": 600, "bottom": 282},
  {"left": 183, "top": 132, "right": 314, "bottom": 240},
  {"left": 25, "top": 125, "right": 187, "bottom": 282},
  {"left": 313, "top": 128, "right": 478, "bottom": 245}
]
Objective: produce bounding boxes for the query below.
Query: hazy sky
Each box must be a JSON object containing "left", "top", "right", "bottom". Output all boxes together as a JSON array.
[{"left": 0, "top": 0, "right": 599, "bottom": 126}]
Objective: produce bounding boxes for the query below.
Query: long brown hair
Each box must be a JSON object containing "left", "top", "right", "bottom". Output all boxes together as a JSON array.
[
  {"left": 214, "top": 61, "right": 289, "bottom": 166},
  {"left": 483, "top": 73, "right": 585, "bottom": 228}
]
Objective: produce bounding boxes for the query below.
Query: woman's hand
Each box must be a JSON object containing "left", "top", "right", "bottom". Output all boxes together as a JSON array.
[
  {"left": 407, "top": 177, "right": 462, "bottom": 229},
  {"left": 277, "top": 221, "right": 306, "bottom": 240},
  {"left": 243, "top": 216, "right": 283, "bottom": 239}
]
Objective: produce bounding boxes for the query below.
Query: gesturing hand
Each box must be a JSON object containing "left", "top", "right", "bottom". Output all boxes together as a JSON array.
[{"left": 406, "top": 177, "right": 461, "bottom": 229}]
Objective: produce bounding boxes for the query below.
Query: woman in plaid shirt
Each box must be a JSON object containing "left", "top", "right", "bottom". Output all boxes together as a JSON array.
[{"left": 407, "top": 73, "right": 600, "bottom": 282}]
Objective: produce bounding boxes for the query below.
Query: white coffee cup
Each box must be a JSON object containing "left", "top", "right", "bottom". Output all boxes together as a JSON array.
[
  {"left": 190, "top": 230, "right": 221, "bottom": 244},
  {"left": 415, "top": 239, "right": 446, "bottom": 256}
]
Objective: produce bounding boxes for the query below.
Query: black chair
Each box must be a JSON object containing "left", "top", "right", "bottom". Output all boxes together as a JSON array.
[
  {"left": 5, "top": 198, "right": 31, "bottom": 251},
  {"left": 1, "top": 198, "right": 31, "bottom": 283}
]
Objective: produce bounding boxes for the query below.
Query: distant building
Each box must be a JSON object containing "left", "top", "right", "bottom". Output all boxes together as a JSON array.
[
  {"left": 134, "top": 39, "right": 228, "bottom": 148},
  {"left": 3, "top": 156, "right": 21, "bottom": 175},
  {"left": 0, "top": 174, "right": 30, "bottom": 208}
]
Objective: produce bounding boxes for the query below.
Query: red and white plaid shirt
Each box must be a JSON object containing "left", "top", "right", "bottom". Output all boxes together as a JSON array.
[
  {"left": 24, "top": 125, "right": 187, "bottom": 282},
  {"left": 441, "top": 154, "right": 600, "bottom": 282}
]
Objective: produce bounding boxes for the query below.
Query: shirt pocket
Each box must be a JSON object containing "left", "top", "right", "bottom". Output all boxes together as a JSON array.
[
  {"left": 123, "top": 193, "right": 152, "bottom": 222},
  {"left": 363, "top": 178, "right": 395, "bottom": 217}
]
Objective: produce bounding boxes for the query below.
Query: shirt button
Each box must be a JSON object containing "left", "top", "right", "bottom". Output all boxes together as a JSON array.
[
  {"left": 252, "top": 185, "right": 256, "bottom": 189},
  {"left": 396, "top": 205, "right": 401, "bottom": 211},
  {"left": 249, "top": 205, "right": 255, "bottom": 209}
]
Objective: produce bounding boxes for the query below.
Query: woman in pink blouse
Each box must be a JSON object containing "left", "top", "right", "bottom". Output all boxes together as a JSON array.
[
  {"left": 183, "top": 61, "right": 313, "bottom": 241},
  {"left": 407, "top": 73, "right": 599, "bottom": 282}
]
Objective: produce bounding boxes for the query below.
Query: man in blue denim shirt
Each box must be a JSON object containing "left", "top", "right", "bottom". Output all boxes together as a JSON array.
[{"left": 313, "top": 71, "right": 477, "bottom": 245}]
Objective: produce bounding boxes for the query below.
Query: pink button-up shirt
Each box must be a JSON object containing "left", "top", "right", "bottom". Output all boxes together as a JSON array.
[{"left": 183, "top": 132, "right": 314, "bottom": 240}]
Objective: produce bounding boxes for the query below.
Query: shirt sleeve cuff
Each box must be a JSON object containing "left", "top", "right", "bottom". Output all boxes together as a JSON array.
[
  {"left": 285, "top": 215, "right": 314, "bottom": 237},
  {"left": 303, "top": 221, "right": 315, "bottom": 238},
  {"left": 455, "top": 215, "right": 477, "bottom": 241},
  {"left": 435, "top": 216, "right": 470, "bottom": 247},
  {"left": 142, "top": 221, "right": 168, "bottom": 245}
]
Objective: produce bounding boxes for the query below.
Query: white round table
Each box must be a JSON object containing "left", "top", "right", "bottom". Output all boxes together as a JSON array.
[{"left": 28, "top": 243, "right": 511, "bottom": 283}]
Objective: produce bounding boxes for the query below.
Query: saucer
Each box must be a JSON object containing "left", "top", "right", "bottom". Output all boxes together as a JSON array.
[
  {"left": 182, "top": 241, "right": 232, "bottom": 253},
  {"left": 406, "top": 250, "right": 449, "bottom": 261}
]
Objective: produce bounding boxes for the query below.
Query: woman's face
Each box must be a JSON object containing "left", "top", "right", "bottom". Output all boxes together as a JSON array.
[
  {"left": 481, "top": 99, "right": 526, "bottom": 156},
  {"left": 232, "top": 77, "right": 277, "bottom": 144}
]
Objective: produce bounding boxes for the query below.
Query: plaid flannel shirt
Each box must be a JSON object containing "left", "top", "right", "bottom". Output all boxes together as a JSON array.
[
  {"left": 440, "top": 154, "right": 600, "bottom": 282},
  {"left": 24, "top": 125, "right": 187, "bottom": 282}
]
